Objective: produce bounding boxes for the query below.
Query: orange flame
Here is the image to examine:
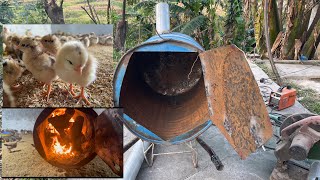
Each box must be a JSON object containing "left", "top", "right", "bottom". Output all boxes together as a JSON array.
[
  {"left": 52, "top": 137, "right": 74, "bottom": 156},
  {"left": 51, "top": 108, "right": 66, "bottom": 117}
]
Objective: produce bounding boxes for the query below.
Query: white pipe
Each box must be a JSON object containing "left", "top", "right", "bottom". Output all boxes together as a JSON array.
[
  {"left": 308, "top": 161, "right": 320, "bottom": 180},
  {"left": 156, "top": 3, "right": 170, "bottom": 34},
  {"left": 124, "top": 140, "right": 151, "bottom": 180}
]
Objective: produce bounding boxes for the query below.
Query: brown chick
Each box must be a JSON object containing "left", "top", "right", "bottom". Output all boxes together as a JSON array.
[
  {"left": 4, "top": 35, "right": 15, "bottom": 55},
  {"left": 3, "top": 82, "right": 16, "bottom": 107},
  {"left": 11, "top": 35, "right": 23, "bottom": 60},
  {"left": 19, "top": 37, "right": 58, "bottom": 101},
  {"left": 40, "top": 34, "right": 61, "bottom": 56},
  {"left": 1, "top": 26, "right": 10, "bottom": 44},
  {"left": 3, "top": 57, "right": 23, "bottom": 90}
]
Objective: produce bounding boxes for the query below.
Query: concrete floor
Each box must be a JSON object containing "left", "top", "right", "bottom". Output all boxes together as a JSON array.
[
  {"left": 124, "top": 60, "right": 313, "bottom": 180},
  {"left": 275, "top": 64, "right": 320, "bottom": 79}
]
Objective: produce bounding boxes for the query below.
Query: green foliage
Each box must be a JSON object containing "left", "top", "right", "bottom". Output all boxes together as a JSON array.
[
  {"left": 0, "top": 1, "right": 14, "bottom": 24},
  {"left": 124, "top": 0, "right": 228, "bottom": 53},
  {"left": 0, "top": 0, "right": 49, "bottom": 24},
  {"left": 224, "top": 0, "right": 246, "bottom": 50}
]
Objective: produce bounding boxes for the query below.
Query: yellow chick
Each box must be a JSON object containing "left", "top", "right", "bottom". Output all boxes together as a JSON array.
[
  {"left": 19, "top": 37, "right": 58, "bottom": 101},
  {"left": 40, "top": 34, "right": 61, "bottom": 56},
  {"left": 55, "top": 41, "right": 98, "bottom": 105},
  {"left": 3, "top": 57, "right": 23, "bottom": 90}
]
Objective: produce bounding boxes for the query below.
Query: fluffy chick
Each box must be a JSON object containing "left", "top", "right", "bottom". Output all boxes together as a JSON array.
[
  {"left": 4, "top": 35, "right": 15, "bottom": 55},
  {"left": 99, "top": 35, "right": 113, "bottom": 45},
  {"left": 80, "top": 37, "right": 90, "bottom": 48},
  {"left": 3, "top": 81, "right": 16, "bottom": 107},
  {"left": 1, "top": 26, "right": 10, "bottom": 44},
  {"left": 11, "top": 35, "right": 23, "bottom": 60},
  {"left": 19, "top": 37, "right": 58, "bottom": 101},
  {"left": 3, "top": 58, "right": 23, "bottom": 89},
  {"left": 40, "top": 34, "right": 61, "bottom": 56},
  {"left": 89, "top": 35, "right": 99, "bottom": 46},
  {"left": 55, "top": 41, "right": 97, "bottom": 105},
  {"left": 60, "top": 36, "right": 68, "bottom": 45}
]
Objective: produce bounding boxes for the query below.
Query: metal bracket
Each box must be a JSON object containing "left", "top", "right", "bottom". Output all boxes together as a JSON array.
[{"left": 142, "top": 140, "right": 198, "bottom": 168}]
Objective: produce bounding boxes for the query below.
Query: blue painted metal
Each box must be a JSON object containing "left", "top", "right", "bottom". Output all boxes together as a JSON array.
[
  {"left": 113, "top": 32, "right": 211, "bottom": 144},
  {"left": 137, "top": 32, "right": 204, "bottom": 52}
]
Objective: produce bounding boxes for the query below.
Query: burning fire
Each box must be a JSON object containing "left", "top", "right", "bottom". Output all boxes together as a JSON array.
[
  {"left": 51, "top": 109, "right": 66, "bottom": 117},
  {"left": 52, "top": 137, "right": 74, "bottom": 156}
]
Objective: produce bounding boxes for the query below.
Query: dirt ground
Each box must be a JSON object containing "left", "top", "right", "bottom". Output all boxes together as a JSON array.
[
  {"left": 6, "top": 44, "right": 114, "bottom": 108},
  {"left": 2, "top": 134, "right": 118, "bottom": 177}
]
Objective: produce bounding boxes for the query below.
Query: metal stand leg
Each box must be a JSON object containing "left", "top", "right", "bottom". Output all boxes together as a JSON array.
[{"left": 142, "top": 140, "right": 198, "bottom": 168}]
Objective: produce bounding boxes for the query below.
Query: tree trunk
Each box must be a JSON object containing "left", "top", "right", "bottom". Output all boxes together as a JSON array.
[
  {"left": 115, "top": 21, "right": 127, "bottom": 51},
  {"left": 301, "top": 20, "right": 320, "bottom": 59},
  {"left": 107, "top": 0, "right": 111, "bottom": 24},
  {"left": 254, "top": 1, "right": 266, "bottom": 56},
  {"left": 243, "top": 0, "right": 250, "bottom": 28},
  {"left": 268, "top": 0, "right": 281, "bottom": 45},
  {"left": 43, "top": 0, "right": 65, "bottom": 24},
  {"left": 254, "top": 0, "right": 279, "bottom": 57},
  {"left": 114, "top": 0, "right": 127, "bottom": 51},
  {"left": 280, "top": 0, "right": 311, "bottom": 59},
  {"left": 278, "top": 0, "right": 283, "bottom": 28}
]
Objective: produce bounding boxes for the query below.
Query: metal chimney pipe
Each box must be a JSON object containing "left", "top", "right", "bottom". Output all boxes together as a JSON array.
[{"left": 156, "top": 2, "right": 170, "bottom": 34}]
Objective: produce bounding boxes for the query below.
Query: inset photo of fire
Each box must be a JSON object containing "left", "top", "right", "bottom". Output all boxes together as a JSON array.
[
  {"left": 2, "top": 24, "right": 114, "bottom": 107},
  {"left": 2, "top": 108, "right": 123, "bottom": 177}
]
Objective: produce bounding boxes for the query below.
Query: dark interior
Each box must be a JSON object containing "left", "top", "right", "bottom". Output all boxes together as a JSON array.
[{"left": 120, "top": 52, "right": 210, "bottom": 140}]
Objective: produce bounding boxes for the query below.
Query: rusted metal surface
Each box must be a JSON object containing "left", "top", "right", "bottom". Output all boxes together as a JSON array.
[
  {"left": 275, "top": 114, "right": 320, "bottom": 162},
  {"left": 199, "top": 45, "right": 273, "bottom": 159},
  {"left": 95, "top": 109, "right": 123, "bottom": 176},
  {"left": 281, "top": 115, "right": 320, "bottom": 139}
]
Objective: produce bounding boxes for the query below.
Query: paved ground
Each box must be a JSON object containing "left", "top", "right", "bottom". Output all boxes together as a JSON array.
[
  {"left": 124, "top": 61, "right": 313, "bottom": 180},
  {"left": 275, "top": 64, "right": 320, "bottom": 79},
  {"left": 261, "top": 62, "right": 320, "bottom": 94}
]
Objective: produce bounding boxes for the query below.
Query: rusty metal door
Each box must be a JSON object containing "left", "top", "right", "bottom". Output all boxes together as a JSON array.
[
  {"left": 199, "top": 45, "right": 273, "bottom": 159},
  {"left": 94, "top": 109, "right": 123, "bottom": 176}
]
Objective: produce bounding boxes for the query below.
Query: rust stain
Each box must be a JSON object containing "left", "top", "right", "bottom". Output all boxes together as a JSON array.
[
  {"left": 95, "top": 109, "right": 123, "bottom": 176},
  {"left": 199, "top": 45, "right": 272, "bottom": 159}
]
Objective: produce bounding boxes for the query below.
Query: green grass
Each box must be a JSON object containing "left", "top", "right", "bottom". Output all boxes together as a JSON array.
[
  {"left": 256, "top": 61, "right": 320, "bottom": 115},
  {"left": 286, "top": 82, "right": 320, "bottom": 115}
]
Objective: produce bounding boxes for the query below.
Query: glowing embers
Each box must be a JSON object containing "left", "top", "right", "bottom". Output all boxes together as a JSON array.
[{"left": 35, "top": 108, "right": 96, "bottom": 168}]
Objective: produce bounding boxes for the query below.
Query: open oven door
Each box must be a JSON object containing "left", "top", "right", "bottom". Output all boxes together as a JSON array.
[
  {"left": 199, "top": 45, "right": 273, "bottom": 159},
  {"left": 94, "top": 109, "right": 123, "bottom": 176}
]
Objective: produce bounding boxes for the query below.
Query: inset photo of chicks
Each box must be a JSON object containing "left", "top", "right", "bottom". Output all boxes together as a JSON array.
[{"left": 2, "top": 25, "right": 114, "bottom": 107}]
